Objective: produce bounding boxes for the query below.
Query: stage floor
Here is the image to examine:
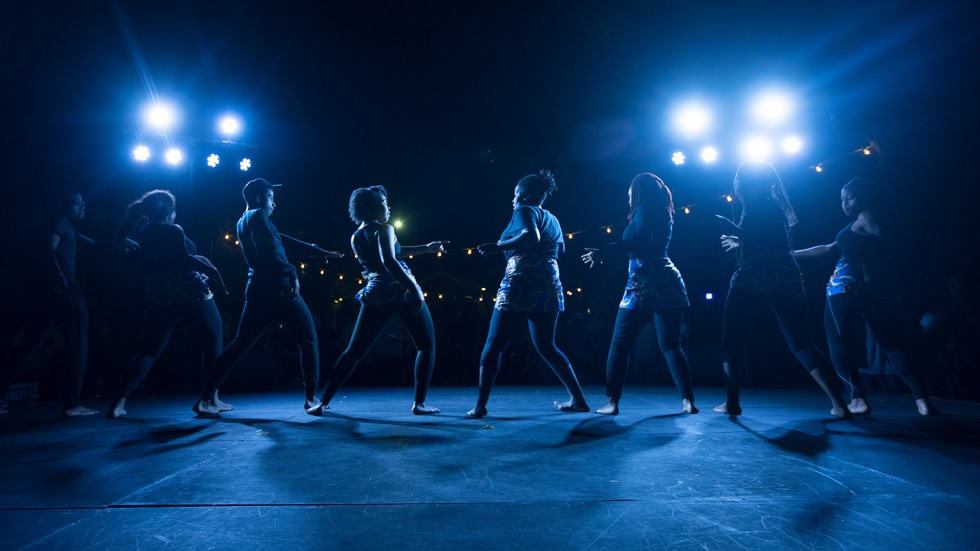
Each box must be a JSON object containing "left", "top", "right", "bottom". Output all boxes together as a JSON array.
[{"left": 2, "top": 386, "right": 979, "bottom": 550}]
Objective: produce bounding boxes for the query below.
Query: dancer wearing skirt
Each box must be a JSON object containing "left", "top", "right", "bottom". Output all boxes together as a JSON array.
[
  {"left": 467, "top": 170, "right": 589, "bottom": 418},
  {"left": 307, "top": 185, "right": 446, "bottom": 416},
  {"left": 714, "top": 161, "right": 849, "bottom": 418},
  {"left": 581, "top": 173, "right": 697, "bottom": 415},
  {"left": 794, "top": 178, "right": 937, "bottom": 415}
]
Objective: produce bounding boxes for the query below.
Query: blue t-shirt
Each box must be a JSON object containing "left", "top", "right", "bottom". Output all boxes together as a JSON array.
[{"left": 498, "top": 205, "right": 564, "bottom": 259}]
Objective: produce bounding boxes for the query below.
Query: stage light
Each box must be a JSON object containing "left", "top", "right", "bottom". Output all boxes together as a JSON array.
[
  {"left": 863, "top": 147, "right": 871, "bottom": 156},
  {"left": 567, "top": 233, "right": 573, "bottom": 239},
  {"left": 224, "top": 233, "right": 231, "bottom": 240},
  {"left": 320, "top": 269, "right": 325, "bottom": 275},
  {"left": 437, "top": 251, "right": 443, "bottom": 257},
  {"left": 467, "top": 249, "right": 473, "bottom": 255},
  {"left": 700, "top": 146, "right": 718, "bottom": 163},
  {"left": 726, "top": 195, "right": 733, "bottom": 202},
  {"left": 605, "top": 227, "right": 612, "bottom": 234},
  {"left": 750, "top": 91, "right": 793, "bottom": 125},
  {"left": 299, "top": 263, "right": 306, "bottom": 269},
  {"left": 683, "top": 207, "right": 691, "bottom": 214},
  {"left": 672, "top": 102, "right": 712, "bottom": 138},
  {"left": 705, "top": 292, "right": 714, "bottom": 300},
  {"left": 741, "top": 136, "right": 772, "bottom": 160},
  {"left": 164, "top": 148, "right": 183, "bottom": 165},
  {"left": 672, "top": 151, "right": 686, "bottom": 165},
  {"left": 438, "top": 294, "right": 444, "bottom": 299},
  {"left": 815, "top": 165, "right": 823, "bottom": 173},
  {"left": 132, "top": 145, "right": 151, "bottom": 162},
  {"left": 145, "top": 103, "right": 177, "bottom": 131},
  {"left": 207, "top": 153, "right": 220, "bottom": 167},
  {"left": 782, "top": 136, "right": 802, "bottom": 154},
  {"left": 239, "top": 158, "right": 251, "bottom": 171},
  {"left": 219, "top": 115, "right": 241, "bottom": 137},
  {"left": 393, "top": 219, "right": 403, "bottom": 229}
]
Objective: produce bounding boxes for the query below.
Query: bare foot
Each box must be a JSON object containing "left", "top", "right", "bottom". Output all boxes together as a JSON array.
[
  {"left": 107, "top": 398, "right": 127, "bottom": 419},
  {"left": 214, "top": 399, "right": 235, "bottom": 412},
  {"left": 64, "top": 406, "right": 99, "bottom": 417},
  {"left": 847, "top": 398, "right": 871, "bottom": 415},
  {"left": 831, "top": 406, "right": 852, "bottom": 419},
  {"left": 466, "top": 405, "right": 487, "bottom": 418},
  {"left": 304, "top": 398, "right": 322, "bottom": 410},
  {"left": 713, "top": 402, "right": 741, "bottom": 415},
  {"left": 412, "top": 402, "right": 441, "bottom": 415},
  {"left": 682, "top": 398, "right": 699, "bottom": 414},
  {"left": 192, "top": 399, "right": 220, "bottom": 416},
  {"left": 306, "top": 403, "right": 330, "bottom": 417},
  {"left": 555, "top": 400, "right": 590, "bottom": 413},
  {"left": 916, "top": 398, "right": 940, "bottom": 416},
  {"left": 595, "top": 398, "right": 619, "bottom": 415}
]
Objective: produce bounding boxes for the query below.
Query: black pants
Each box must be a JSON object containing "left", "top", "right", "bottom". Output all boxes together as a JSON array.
[
  {"left": 721, "top": 287, "right": 830, "bottom": 393},
  {"left": 605, "top": 307, "right": 694, "bottom": 401},
  {"left": 117, "top": 298, "right": 223, "bottom": 398},
  {"left": 475, "top": 309, "right": 585, "bottom": 406},
  {"left": 321, "top": 302, "right": 436, "bottom": 404},
  {"left": 203, "top": 293, "right": 319, "bottom": 401},
  {"left": 1, "top": 287, "right": 88, "bottom": 409},
  {"left": 824, "top": 293, "right": 925, "bottom": 400}
]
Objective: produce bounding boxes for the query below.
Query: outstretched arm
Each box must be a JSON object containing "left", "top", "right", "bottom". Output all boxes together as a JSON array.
[
  {"left": 398, "top": 241, "right": 450, "bottom": 258},
  {"left": 793, "top": 242, "right": 838, "bottom": 260}
]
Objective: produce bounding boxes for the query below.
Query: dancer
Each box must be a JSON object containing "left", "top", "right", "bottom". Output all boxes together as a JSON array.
[
  {"left": 193, "top": 178, "right": 342, "bottom": 415},
  {"left": 107, "top": 190, "right": 228, "bottom": 419},
  {"left": 794, "top": 178, "right": 937, "bottom": 415},
  {"left": 714, "top": 161, "right": 849, "bottom": 418},
  {"left": 0, "top": 188, "right": 99, "bottom": 416},
  {"left": 307, "top": 186, "right": 446, "bottom": 416},
  {"left": 581, "top": 173, "right": 697, "bottom": 415},
  {"left": 467, "top": 170, "right": 589, "bottom": 418}
]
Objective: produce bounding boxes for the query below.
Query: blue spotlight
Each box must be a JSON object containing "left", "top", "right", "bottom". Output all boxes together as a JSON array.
[
  {"left": 741, "top": 136, "right": 773, "bottom": 160},
  {"left": 207, "top": 153, "right": 220, "bottom": 167},
  {"left": 144, "top": 103, "right": 178, "bottom": 131},
  {"left": 750, "top": 90, "right": 794, "bottom": 125},
  {"left": 239, "top": 158, "right": 251, "bottom": 171},
  {"left": 782, "top": 136, "right": 803, "bottom": 154},
  {"left": 671, "top": 102, "right": 712, "bottom": 138},
  {"left": 133, "top": 145, "right": 151, "bottom": 162},
  {"left": 705, "top": 292, "right": 714, "bottom": 300},
  {"left": 700, "top": 146, "right": 719, "bottom": 164},
  {"left": 672, "top": 151, "right": 686, "bottom": 165},
  {"left": 219, "top": 115, "right": 241, "bottom": 137},
  {"left": 164, "top": 148, "right": 183, "bottom": 166}
]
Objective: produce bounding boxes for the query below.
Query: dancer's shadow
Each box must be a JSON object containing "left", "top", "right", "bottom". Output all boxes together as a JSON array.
[
  {"left": 729, "top": 416, "right": 848, "bottom": 458},
  {"left": 547, "top": 413, "right": 685, "bottom": 448}
]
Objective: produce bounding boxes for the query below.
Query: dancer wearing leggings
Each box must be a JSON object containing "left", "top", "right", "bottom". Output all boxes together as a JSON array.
[
  {"left": 714, "top": 161, "right": 849, "bottom": 418},
  {"left": 467, "top": 170, "right": 589, "bottom": 418},
  {"left": 582, "top": 173, "right": 697, "bottom": 415},
  {"left": 307, "top": 185, "right": 446, "bottom": 416},
  {"left": 794, "top": 178, "right": 937, "bottom": 415},
  {"left": 108, "top": 190, "right": 227, "bottom": 418}
]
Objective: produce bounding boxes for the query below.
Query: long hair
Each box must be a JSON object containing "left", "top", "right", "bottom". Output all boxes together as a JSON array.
[
  {"left": 628, "top": 172, "right": 673, "bottom": 224},
  {"left": 348, "top": 185, "right": 388, "bottom": 224},
  {"left": 733, "top": 160, "right": 797, "bottom": 227},
  {"left": 118, "top": 189, "right": 176, "bottom": 240},
  {"left": 516, "top": 169, "right": 558, "bottom": 205}
]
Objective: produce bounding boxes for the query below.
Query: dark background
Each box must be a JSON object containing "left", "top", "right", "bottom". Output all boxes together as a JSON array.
[{"left": 2, "top": 0, "right": 978, "bottom": 396}]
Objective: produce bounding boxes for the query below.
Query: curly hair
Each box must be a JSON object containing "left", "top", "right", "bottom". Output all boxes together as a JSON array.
[
  {"left": 348, "top": 185, "right": 388, "bottom": 224},
  {"left": 516, "top": 169, "right": 558, "bottom": 203},
  {"left": 628, "top": 173, "right": 674, "bottom": 223}
]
